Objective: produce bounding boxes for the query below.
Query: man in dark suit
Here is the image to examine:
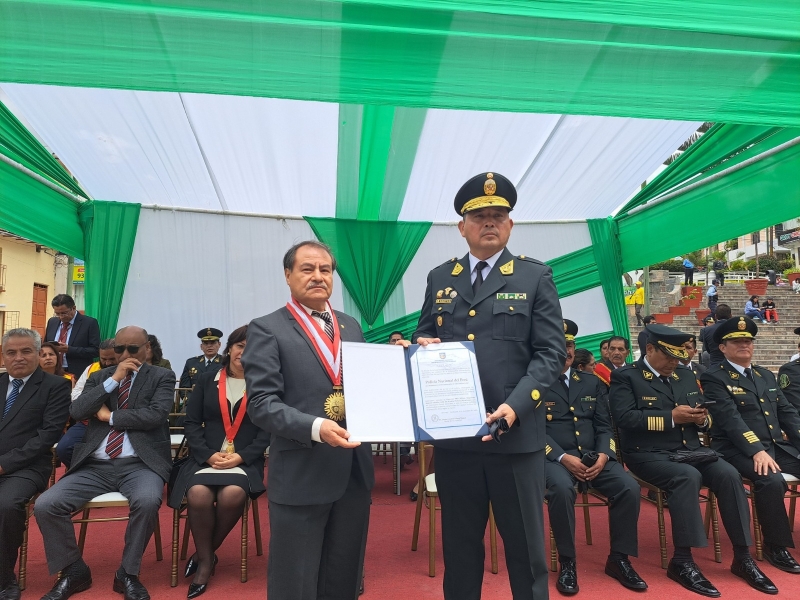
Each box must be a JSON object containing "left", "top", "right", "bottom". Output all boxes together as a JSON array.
[
  {"left": 35, "top": 326, "right": 175, "bottom": 600},
  {"left": 678, "top": 335, "right": 706, "bottom": 378},
  {"left": 702, "top": 316, "right": 800, "bottom": 576},
  {"left": 0, "top": 329, "right": 71, "bottom": 600},
  {"left": 243, "top": 241, "right": 374, "bottom": 600},
  {"left": 45, "top": 294, "right": 101, "bottom": 377},
  {"left": 408, "top": 173, "right": 565, "bottom": 600},
  {"left": 612, "top": 324, "right": 775, "bottom": 596},
  {"left": 178, "top": 328, "right": 224, "bottom": 392},
  {"left": 637, "top": 316, "right": 656, "bottom": 358},
  {"left": 602, "top": 336, "right": 630, "bottom": 371},
  {"left": 545, "top": 320, "right": 644, "bottom": 595},
  {"left": 699, "top": 304, "right": 731, "bottom": 368},
  {"left": 777, "top": 327, "right": 800, "bottom": 412}
]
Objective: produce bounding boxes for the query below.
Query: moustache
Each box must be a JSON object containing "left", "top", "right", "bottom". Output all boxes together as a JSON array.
[{"left": 306, "top": 283, "right": 328, "bottom": 290}]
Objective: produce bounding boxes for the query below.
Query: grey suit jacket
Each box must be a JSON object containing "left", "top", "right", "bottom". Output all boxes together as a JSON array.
[
  {"left": 413, "top": 247, "right": 566, "bottom": 454},
  {"left": 69, "top": 363, "right": 176, "bottom": 481},
  {"left": 243, "top": 306, "right": 375, "bottom": 506}
]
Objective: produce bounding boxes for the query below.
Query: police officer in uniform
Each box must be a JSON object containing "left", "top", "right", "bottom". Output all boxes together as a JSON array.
[
  {"left": 777, "top": 327, "right": 800, "bottom": 412},
  {"left": 179, "top": 328, "right": 224, "bottom": 392},
  {"left": 702, "top": 316, "right": 800, "bottom": 576},
  {"left": 545, "top": 320, "right": 645, "bottom": 595},
  {"left": 612, "top": 324, "right": 774, "bottom": 596},
  {"left": 407, "top": 172, "right": 565, "bottom": 600}
]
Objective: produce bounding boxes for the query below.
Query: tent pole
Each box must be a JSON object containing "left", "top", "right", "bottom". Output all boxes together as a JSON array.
[
  {"left": 0, "top": 152, "right": 86, "bottom": 203},
  {"left": 626, "top": 136, "right": 800, "bottom": 217}
]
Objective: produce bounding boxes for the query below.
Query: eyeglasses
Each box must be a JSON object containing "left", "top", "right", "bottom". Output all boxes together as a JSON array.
[{"left": 114, "top": 345, "right": 141, "bottom": 354}]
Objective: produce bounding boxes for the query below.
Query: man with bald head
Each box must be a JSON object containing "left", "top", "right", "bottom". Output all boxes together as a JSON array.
[{"left": 36, "top": 326, "right": 176, "bottom": 600}]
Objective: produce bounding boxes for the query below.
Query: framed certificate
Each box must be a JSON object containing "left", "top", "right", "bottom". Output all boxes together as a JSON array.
[{"left": 342, "top": 341, "right": 490, "bottom": 442}]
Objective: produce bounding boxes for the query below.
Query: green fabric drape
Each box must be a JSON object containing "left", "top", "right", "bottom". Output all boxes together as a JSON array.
[
  {"left": 0, "top": 100, "right": 87, "bottom": 197},
  {"left": 548, "top": 246, "right": 601, "bottom": 298},
  {"left": 0, "top": 159, "right": 84, "bottom": 257},
  {"left": 78, "top": 201, "right": 141, "bottom": 338},
  {"left": 2, "top": 1, "right": 799, "bottom": 125},
  {"left": 363, "top": 311, "right": 423, "bottom": 343},
  {"left": 587, "top": 218, "right": 629, "bottom": 339},
  {"left": 306, "top": 218, "right": 431, "bottom": 326},
  {"left": 573, "top": 331, "right": 614, "bottom": 359}
]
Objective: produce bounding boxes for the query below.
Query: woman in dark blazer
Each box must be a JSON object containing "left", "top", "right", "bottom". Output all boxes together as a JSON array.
[{"left": 167, "top": 325, "right": 270, "bottom": 598}]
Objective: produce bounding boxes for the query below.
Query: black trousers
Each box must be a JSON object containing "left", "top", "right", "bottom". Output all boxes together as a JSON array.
[
  {"left": 627, "top": 456, "right": 751, "bottom": 548},
  {"left": 435, "top": 448, "right": 546, "bottom": 600},
  {"left": 546, "top": 460, "right": 640, "bottom": 558},
  {"left": 267, "top": 457, "right": 371, "bottom": 600},
  {"left": 684, "top": 268, "right": 694, "bottom": 285},
  {"left": 724, "top": 445, "right": 800, "bottom": 548},
  {"left": 0, "top": 473, "right": 39, "bottom": 586}
]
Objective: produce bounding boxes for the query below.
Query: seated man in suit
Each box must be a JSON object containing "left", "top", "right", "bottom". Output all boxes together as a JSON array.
[
  {"left": 545, "top": 320, "right": 645, "bottom": 595},
  {"left": 45, "top": 294, "right": 101, "bottom": 377},
  {"left": 678, "top": 336, "right": 706, "bottom": 378},
  {"left": 612, "top": 324, "right": 776, "bottom": 597},
  {"left": 35, "top": 326, "right": 175, "bottom": 600},
  {"left": 702, "top": 316, "right": 800, "bottom": 576},
  {"left": 0, "top": 329, "right": 71, "bottom": 600}
]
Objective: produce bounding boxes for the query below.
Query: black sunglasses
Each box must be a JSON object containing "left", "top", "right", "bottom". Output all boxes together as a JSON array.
[{"left": 114, "top": 345, "right": 141, "bottom": 354}]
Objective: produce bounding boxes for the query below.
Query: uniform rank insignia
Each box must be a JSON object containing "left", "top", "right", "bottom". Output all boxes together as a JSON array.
[
  {"left": 451, "top": 263, "right": 463, "bottom": 276},
  {"left": 780, "top": 374, "right": 790, "bottom": 389},
  {"left": 499, "top": 260, "right": 514, "bottom": 275},
  {"left": 643, "top": 371, "right": 653, "bottom": 380},
  {"left": 730, "top": 372, "right": 739, "bottom": 379},
  {"left": 572, "top": 372, "right": 580, "bottom": 381},
  {"left": 496, "top": 293, "right": 526, "bottom": 300},
  {"left": 672, "top": 372, "right": 679, "bottom": 380}
]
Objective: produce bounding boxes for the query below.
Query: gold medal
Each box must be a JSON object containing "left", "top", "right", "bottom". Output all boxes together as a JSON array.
[
  {"left": 225, "top": 440, "right": 235, "bottom": 454},
  {"left": 324, "top": 388, "right": 346, "bottom": 421}
]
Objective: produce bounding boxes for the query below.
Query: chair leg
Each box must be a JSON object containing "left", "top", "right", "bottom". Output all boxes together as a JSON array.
[
  {"left": 428, "top": 495, "right": 436, "bottom": 577},
  {"left": 549, "top": 527, "right": 557, "bottom": 572},
  {"left": 241, "top": 500, "right": 249, "bottom": 583},
  {"left": 703, "top": 498, "right": 712, "bottom": 538},
  {"left": 153, "top": 515, "right": 163, "bottom": 561},
  {"left": 18, "top": 502, "right": 32, "bottom": 590},
  {"left": 181, "top": 514, "right": 191, "bottom": 560},
  {"left": 751, "top": 491, "right": 763, "bottom": 561},
  {"left": 171, "top": 509, "right": 180, "bottom": 587},
  {"left": 251, "top": 498, "right": 263, "bottom": 556},
  {"left": 392, "top": 443, "right": 398, "bottom": 493},
  {"left": 411, "top": 487, "right": 423, "bottom": 551},
  {"left": 710, "top": 493, "right": 721, "bottom": 563},
  {"left": 489, "top": 504, "right": 498, "bottom": 575},
  {"left": 581, "top": 491, "right": 592, "bottom": 545},
  {"left": 789, "top": 485, "right": 797, "bottom": 532},
  {"left": 656, "top": 491, "right": 668, "bottom": 569},
  {"left": 383, "top": 443, "right": 388, "bottom": 464},
  {"left": 77, "top": 508, "right": 90, "bottom": 553}
]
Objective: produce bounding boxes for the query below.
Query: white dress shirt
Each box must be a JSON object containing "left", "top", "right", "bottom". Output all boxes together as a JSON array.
[
  {"left": 727, "top": 361, "right": 751, "bottom": 376},
  {"left": 468, "top": 249, "right": 505, "bottom": 285},
  {"left": 55, "top": 313, "right": 77, "bottom": 367},
  {"left": 6, "top": 372, "right": 34, "bottom": 400},
  {"left": 91, "top": 371, "right": 139, "bottom": 459}
]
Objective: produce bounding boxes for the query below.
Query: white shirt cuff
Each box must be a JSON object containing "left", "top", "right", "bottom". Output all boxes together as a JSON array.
[
  {"left": 311, "top": 417, "right": 324, "bottom": 443},
  {"left": 103, "top": 377, "right": 119, "bottom": 393},
  {"left": 557, "top": 453, "right": 565, "bottom": 463}
]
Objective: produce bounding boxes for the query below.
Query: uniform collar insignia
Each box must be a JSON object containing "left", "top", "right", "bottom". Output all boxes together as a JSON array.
[
  {"left": 643, "top": 370, "right": 653, "bottom": 380},
  {"left": 499, "top": 260, "right": 513, "bottom": 275},
  {"left": 451, "top": 262, "right": 464, "bottom": 276},
  {"left": 572, "top": 372, "right": 580, "bottom": 382},
  {"left": 672, "top": 372, "right": 680, "bottom": 380},
  {"left": 729, "top": 371, "right": 739, "bottom": 379}
]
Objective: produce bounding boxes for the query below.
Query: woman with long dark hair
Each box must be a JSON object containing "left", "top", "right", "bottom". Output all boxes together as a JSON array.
[
  {"left": 145, "top": 333, "right": 172, "bottom": 370},
  {"left": 167, "top": 325, "right": 270, "bottom": 598},
  {"left": 39, "top": 341, "right": 74, "bottom": 385},
  {"left": 572, "top": 348, "right": 597, "bottom": 375}
]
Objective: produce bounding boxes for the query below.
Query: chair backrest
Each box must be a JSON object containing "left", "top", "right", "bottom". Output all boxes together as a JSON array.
[{"left": 170, "top": 388, "right": 193, "bottom": 435}]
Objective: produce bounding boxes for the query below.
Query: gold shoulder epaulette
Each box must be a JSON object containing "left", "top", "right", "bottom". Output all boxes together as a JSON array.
[{"left": 517, "top": 255, "right": 543, "bottom": 264}]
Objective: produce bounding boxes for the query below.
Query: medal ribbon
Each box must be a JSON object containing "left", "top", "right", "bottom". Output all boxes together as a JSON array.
[
  {"left": 217, "top": 369, "right": 248, "bottom": 446},
  {"left": 285, "top": 297, "right": 342, "bottom": 385}
]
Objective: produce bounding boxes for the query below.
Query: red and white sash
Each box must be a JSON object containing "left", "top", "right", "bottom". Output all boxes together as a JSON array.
[{"left": 285, "top": 297, "right": 342, "bottom": 386}]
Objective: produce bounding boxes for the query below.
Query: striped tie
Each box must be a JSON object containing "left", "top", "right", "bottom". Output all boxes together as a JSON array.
[
  {"left": 3, "top": 379, "right": 23, "bottom": 420},
  {"left": 312, "top": 311, "right": 335, "bottom": 342},
  {"left": 105, "top": 375, "right": 132, "bottom": 458}
]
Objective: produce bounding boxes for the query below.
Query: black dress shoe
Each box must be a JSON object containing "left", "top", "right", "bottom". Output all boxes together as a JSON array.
[
  {"left": 41, "top": 567, "right": 92, "bottom": 600},
  {"left": 359, "top": 575, "right": 364, "bottom": 596},
  {"left": 605, "top": 557, "right": 648, "bottom": 590},
  {"left": 409, "top": 490, "right": 418, "bottom": 502},
  {"left": 184, "top": 554, "right": 218, "bottom": 578},
  {"left": 187, "top": 583, "right": 207, "bottom": 599},
  {"left": 0, "top": 580, "right": 21, "bottom": 600},
  {"left": 764, "top": 546, "right": 800, "bottom": 574},
  {"left": 731, "top": 557, "right": 778, "bottom": 594},
  {"left": 556, "top": 559, "right": 578, "bottom": 595},
  {"left": 112, "top": 573, "right": 149, "bottom": 600},
  {"left": 667, "top": 561, "right": 720, "bottom": 598}
]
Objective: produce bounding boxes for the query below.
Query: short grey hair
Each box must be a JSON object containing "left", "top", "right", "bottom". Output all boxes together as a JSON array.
[{"left": 2, "top": 328, "right": 42, "bottom": 352}]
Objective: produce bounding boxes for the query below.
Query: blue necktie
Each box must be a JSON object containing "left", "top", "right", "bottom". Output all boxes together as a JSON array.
[{"left": 3, "top": 379, "right": 23, "bottom": 420}]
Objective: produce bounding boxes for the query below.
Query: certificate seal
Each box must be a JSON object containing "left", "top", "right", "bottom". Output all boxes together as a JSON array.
[{"left": 324, "top": 391, "right": 346, "bottom": 421}]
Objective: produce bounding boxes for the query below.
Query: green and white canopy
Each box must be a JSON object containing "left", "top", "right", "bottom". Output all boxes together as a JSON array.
[{"left": 1, "top": 1, "right": 798, "bottom": 364}]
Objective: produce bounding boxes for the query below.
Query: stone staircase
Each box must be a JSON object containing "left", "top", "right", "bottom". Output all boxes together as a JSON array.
[{"left": 628, "top": 282, "right": 800, "bottom": 373}]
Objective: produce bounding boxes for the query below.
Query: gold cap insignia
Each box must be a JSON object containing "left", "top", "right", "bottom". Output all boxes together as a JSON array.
[
  {"left": 324, "top": 391, "right": 346, "bottom": 421},
  {"left": 484, "top": 173, "right": 496, "bottom": 196},
  {"left": 563, "top": 321, "right": 568, "bottom": 333},
  {"left": 207, "top": 328, "right": 212, "bottom": 336},
  {"left": 451, "top": 262, "right": 463, "bottom": 276},
  {"left": 499, "top": 260, "right": 513, "bottom": 275},
  {"left": 737, "top": 317, "right": 747, "bottom": 331}
]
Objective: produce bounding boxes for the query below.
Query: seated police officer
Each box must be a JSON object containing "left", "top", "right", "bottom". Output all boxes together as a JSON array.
[
  {"left": 545, "top": 320, "right": 645, "bottom": 595},
  {"left": 612, "top": 324, "right": 775, "bottom": 597},
  {"left": 179, "top": 328, "right": 224, "bottom": 393},
  {"left": 702, "top": 316, "right": 800, "bottom": 576}
]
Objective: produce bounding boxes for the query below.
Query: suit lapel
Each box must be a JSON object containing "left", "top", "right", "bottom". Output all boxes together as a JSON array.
[
  {"left": 0, "top": 369, "right": 44, "bottom": 432},
  {"left": 128, "top": 363, "right": 150, "bottom": 407},
  {"left": 287, "top": 308, "right": 330, "bottom": 376},
  {"left": 722, "top": 361, "right": 756, "bottom": 394},
  {"left": 551, "top": 377, "right": 568, "bottom": 403},
  {"left": 472, "top": 247, "right": 513, "bottom": 306},
  {"left": 451, "top": 254, "right": 474, "bottom": 305}
]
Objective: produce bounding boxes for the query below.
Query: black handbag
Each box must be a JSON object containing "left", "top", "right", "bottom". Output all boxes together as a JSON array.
[
  {"left": 669, "top": 447, "right": 720, "bottom": 465},
  {"left": 167, "top": 436, "right": 191, "bottom": 499}
]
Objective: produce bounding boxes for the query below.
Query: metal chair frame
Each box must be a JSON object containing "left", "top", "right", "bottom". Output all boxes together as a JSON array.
[{"left": 547, "top": 487, "right": 611, "bottom": 572}]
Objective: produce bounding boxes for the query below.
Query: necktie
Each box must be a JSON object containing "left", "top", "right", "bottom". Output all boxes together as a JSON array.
[
  {"left": 312, "top": 311, "right": 335, "bottom": 342},
  {"left": 660, "top": 375, "right": 672, "bottom": 390},
  {"left": 559, "top": 373, "right": 569, "bottom": 396},
  {"left": 472, "top": 260, "right": 488, "bottom": 295},
  {"left": 744, "top": 367, "right": 752, "bottom": 380},
  {"left": 58, "top": 323, "right": 70, "bottom": 344},
  {"left": 105, "top": 375, "right": 132, "bottom": 458},
  {"left": 3, "top": 379, "right": 23, "bottom": 420}
]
